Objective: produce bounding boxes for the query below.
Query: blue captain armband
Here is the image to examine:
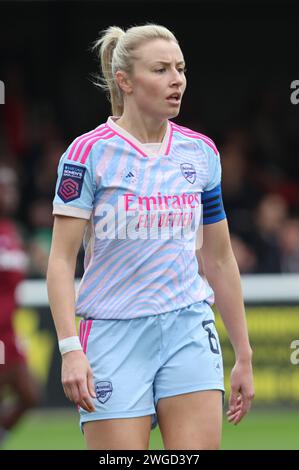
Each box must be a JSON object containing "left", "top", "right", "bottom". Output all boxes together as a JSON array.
[{"left": 202, "top": 184, "right": 226, "bottom": 224}]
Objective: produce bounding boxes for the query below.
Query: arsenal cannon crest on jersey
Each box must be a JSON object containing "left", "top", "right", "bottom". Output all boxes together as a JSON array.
[{"left": 180, "top": 163, "right": 196, "bottom": 184}]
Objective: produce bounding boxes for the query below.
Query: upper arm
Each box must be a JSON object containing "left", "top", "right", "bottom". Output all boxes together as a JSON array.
[
  {"left": 198, "top": 219, "right": 233, "bottom": 271},
  {"left": 198, "top": 139, "right": 230, "bottom": 268},
  {"left": 49, "top": 215, "right": 88, "bottom": 265},
  {"left": 52, "top": 141, "right": 97, "bottom": 220},
  {"left": 50, "top": 138, "right": 97, "bottom": 264}
]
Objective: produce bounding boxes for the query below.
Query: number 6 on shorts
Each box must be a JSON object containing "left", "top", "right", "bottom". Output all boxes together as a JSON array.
[{"left": 202, "top": 320, "right": 220, "bottom": 354}]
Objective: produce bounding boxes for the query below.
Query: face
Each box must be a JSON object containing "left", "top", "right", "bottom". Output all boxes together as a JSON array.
[{"left": 119, "top": 38, "right": 187, "bottom": 120}]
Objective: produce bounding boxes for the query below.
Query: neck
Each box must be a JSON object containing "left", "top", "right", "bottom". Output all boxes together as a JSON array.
[{"left": 115, "top": 110, "right": 168, "bottom": 143}]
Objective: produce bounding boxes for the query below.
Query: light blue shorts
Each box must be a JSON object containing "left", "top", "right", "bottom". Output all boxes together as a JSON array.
[{"left": 78, "top": 300, "right": 225, "bottom": 431}]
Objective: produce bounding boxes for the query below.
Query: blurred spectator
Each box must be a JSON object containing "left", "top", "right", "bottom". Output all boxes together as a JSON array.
[
  {"left": 278, "top": 218, "right": 299, "bottom": 273},
  {"left": 2, "top": 64, "right": 28, "bottom": 159},
  {"left": 31, "top": 139, "right": 65, "bottom": 201},
  {"left": 0, "top": 164, "right": 41, "bottom": 447},
  {"left": 249, "top": 193, "right": 288, "bottom": 273},
  {"left": 220, "top": 128, "right": 263, "bottom": 238},
  {"left": 27, "top": 197, "right": 84, "bottom": 278},
  {"left": 254, "top": 165, "right": 299, "bottom": 211},
  {"left": 27, "top": 198, "right": 53, "bottom": 278},
  {"left": 249, "top": 81, "right": 287, "bottom": 170},
  {"left": 230, "top": 234, "right": 258, "bottom": 274}
]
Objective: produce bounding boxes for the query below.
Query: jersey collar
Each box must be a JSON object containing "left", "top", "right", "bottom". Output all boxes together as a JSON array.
[{"left": 106, "top": 116, "right": 173, "bottom": 157}]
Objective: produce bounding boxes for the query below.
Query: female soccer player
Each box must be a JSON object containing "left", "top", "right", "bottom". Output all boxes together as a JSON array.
[
  {"left": 0, "top": 165, "right": 40, "bottom": 446},
  {"left": 47, "top": 24, "right": 254, "bottom": 450}
]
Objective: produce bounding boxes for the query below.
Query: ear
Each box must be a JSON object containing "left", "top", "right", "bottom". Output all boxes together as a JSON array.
[{"left": 115, "top": 70, "right": 133, "bottom": 95}]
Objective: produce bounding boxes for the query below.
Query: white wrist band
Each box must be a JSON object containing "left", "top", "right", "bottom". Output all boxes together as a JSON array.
[{"left": 58, "top": 336, "right": 83, "bottom": 355}]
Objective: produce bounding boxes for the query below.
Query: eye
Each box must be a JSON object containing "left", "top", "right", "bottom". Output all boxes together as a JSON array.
[
  {"left": 178, "top": 67, "right": 187, "bottom": 74},
  {"left": 155, "top": 68, "right": 166, "bottom": 73}
]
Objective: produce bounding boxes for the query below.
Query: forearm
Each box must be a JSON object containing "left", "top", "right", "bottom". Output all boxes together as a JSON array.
[
  {"left": 47, "top": 257, "right": 78, "bottom": 340},
  {"left": 203, "top": 253, "right": 252, "bottom": 361}
]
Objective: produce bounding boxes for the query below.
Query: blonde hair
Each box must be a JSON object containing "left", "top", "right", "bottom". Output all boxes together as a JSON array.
[{"left": 92, "top": 24, "right": 178, "bottom": 116}]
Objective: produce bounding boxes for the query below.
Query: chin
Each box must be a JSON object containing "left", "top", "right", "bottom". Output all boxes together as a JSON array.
[
  {"left": 155, "top": 107, "right": 180, "bottom": 121},
  {"left": 168, "top": 109, "right": 180, "bottom": 119}
]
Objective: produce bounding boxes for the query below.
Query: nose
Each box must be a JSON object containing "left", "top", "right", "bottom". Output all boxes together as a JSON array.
[{"left": 170, "top": 68, "right": 184, "bottom": 86}]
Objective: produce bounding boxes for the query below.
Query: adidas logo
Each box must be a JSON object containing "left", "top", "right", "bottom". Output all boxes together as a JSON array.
[{"left": 122, "top": 167, "right": 138, "bottom": 182}]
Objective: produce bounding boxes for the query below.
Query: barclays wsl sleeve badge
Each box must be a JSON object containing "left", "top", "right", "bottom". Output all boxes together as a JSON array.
[{"left": 57, "top": 163, "right": 86, "bottom": 203}]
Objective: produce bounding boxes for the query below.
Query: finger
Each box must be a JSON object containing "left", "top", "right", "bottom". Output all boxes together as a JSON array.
[
  {"left": 87, "top": 370, "right": 96, "bottom": 399},
  {"left": 227, "top": 410, "right": 240, "bottom": 423},
  {"left": 231, "top": 404, "right": 249, "bottom": 425},
  {"left": 228, "top": 390, "right": 239, "bottom": 412},
  {"left": 63, "top": 382, "right": 78, "bottom": 404},
  {"left": 227, "top": 401, "right": 242, "bottom": 412},
  {"left": 229, "top": 410, "right": 243, "bottom": 425},
  {"left": 227, "top": 405, "right": 242, "bottom": 416},
  {"left": 227, "top": 396, "right": 242, "bottom": 412},
  {"left": 62, "top": 385, "right": 71, "bottom": 401},
  {"left": 227, "top": 404, "right": 242, "bottom": 413},
  {"left": 78, "top": 395, "right": 96, "bottom": 412},
  {"left": 232, "top": 412, "right": 244, "bottom": 425},
  {"left": 237, "top": 393, "right": 253, "bottom": 421},
  {"left": 227, "top": 399, "right": 245, "bottom": 422},
  {"left": 69, "top": 382, "right": 81, "bottom": 404},
  {"left": 78, "top": 398, "right": 96, "bottom": 413},
  {"left": 78, "top": 381, "right": 96, "bottom": 412},
  {"left": 77, "top": 393, "right": 95, "bottom": 412}
]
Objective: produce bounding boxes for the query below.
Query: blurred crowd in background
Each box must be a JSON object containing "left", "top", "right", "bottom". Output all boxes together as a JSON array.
[{"left": 0, "top": 64, "right": 299, "bottom": 279}]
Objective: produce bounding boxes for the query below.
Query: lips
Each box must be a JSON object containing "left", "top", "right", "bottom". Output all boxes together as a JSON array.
[{"left": 166, "top": 92, "right": 181, "bottom": 101}]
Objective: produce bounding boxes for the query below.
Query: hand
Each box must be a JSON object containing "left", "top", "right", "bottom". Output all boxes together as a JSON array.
[
  {"left": 227, "top": 358, "right": 255, "bottom": 425},
  {"left": 61, "top": 350, "right": 96, "bottom": 413}
]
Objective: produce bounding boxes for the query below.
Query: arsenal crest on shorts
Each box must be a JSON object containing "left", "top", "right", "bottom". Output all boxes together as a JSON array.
[
  {"left": 57, "top": 163, "right": 86, "bottom": 203},
  {"left": 95, "top": 381, "right": 113, "bottom": 404},
  {"left": 180, "top": 163, "right": 196, "bottom": 184}
]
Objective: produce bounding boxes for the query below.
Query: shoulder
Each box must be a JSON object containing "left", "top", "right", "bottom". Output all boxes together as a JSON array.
[
  {"left": 63, "top": 122, "right": 115, "bottom": 166},
  {"left": 171, "top": 121, "right": 219, "bottom": 156}
]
